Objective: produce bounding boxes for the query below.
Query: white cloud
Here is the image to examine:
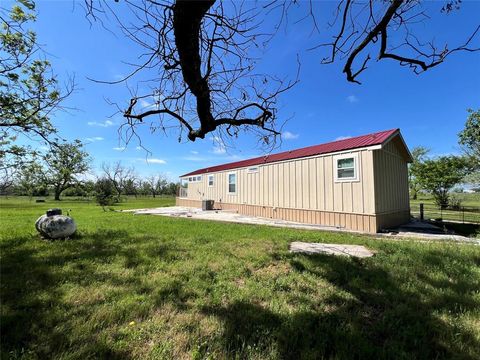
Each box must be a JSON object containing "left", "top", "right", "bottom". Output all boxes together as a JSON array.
[
  {"left": 183, "top": 156, "right": 207, "bottom": 162},
  {"left": 113, "top": 146, "right": 126, "bottom": 151},
  {"left": 140, "top": 99, "right": 152, "bottom": 108},
  {"left": 190, "top": 150, "right": 199, "bottom": 155},
  {"left": 139, "top": 98, "right": 161, "bottom": 110},
  {"left": 282, "top": 131, "right": 299, "bottom": 140},
  {"left": 85, "top": 136, "right": 104, "bottom": 142},
  {"left": 210, "top": 135, "right": 227, "bottom": 154},
  {"left": 346, "top": 95, "right": 359, "bottom": 103},
  {"left": 335, "top": 135, "right": 352, "bottom": 141},
  {"left": 212, "top": 145, "right": 226, "bottom": 154},
  {"left": 87, "top": 120, "right": 114, "bottom": 127},
  {"left": 145, "top": 158, "right": 167, "bottom": 164}
]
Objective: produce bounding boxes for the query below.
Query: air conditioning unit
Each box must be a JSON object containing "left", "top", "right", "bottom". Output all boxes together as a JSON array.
[{"left": 202, "top": 200, "right": 214, "bottom": 211}]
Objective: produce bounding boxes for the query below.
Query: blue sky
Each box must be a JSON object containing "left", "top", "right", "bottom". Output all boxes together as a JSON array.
[{"left": 23, "top": 1, "right": 480, "bottom": 179}]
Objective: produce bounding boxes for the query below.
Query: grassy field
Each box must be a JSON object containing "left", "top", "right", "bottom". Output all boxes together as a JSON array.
[
  {"left": 1, "top": 197, "right": 480, "bottom": 359},
  {"left": 410, "top": 193, "right": 480, "bottom": 224},
  {"left": 411, "top": 192, "right": 480, "bottom": 207}
]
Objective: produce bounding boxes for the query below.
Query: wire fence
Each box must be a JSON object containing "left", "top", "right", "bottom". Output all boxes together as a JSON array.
[{"left": 410, "top": 203, "right": 480, "bottom": 224}]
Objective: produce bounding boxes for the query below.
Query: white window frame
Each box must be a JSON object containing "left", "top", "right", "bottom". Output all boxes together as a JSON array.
[
  {"left": 247, "top": 166, "right": 259, "bottom": 173},
  {"left": 189, "top": 175, "right": 202, "bottom": 183},
  {"left": 208, "top": 174, "right": 214, "bottom": 187},
  {"left": 334, "top": 153, "right": 359, "bottom": 182},
  {"left": 227, "top": 172, "right": 237, "bottom": 194}
]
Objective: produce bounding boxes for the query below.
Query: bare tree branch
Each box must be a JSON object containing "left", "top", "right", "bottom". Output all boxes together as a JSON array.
[{"left": 316, "top": 0, "right": 480, "bottom": 84}]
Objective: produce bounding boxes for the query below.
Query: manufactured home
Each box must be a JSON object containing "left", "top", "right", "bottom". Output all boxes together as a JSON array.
[{"left": 177, "top": 129, "right": 412, "bottom": 233}]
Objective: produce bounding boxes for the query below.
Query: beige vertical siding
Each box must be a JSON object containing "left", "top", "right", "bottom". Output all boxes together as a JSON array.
[
  {"left": 372, "top": 137, "right": 411, "bottom": 230},
  {"left": 373, "top": 139, "right": 410, "bottom": 214},
  {"left": 181, "top": 148, "right": 376, "bottom": 215},
  {"left": 179, "top": 136, "right": 410, "bottom": 232}
]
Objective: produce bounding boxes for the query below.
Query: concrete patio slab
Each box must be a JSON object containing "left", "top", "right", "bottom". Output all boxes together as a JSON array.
[
  {"left": 380, "top": 219, "right": 479, "bottom": 243},
  {"left": 122, "top": 206, "right": 479, "bottom": 244},
  {"left": 289, "top": 242, "right": 375, "bottom": 258},
  {"left": 124, "top": 206, "right": 351, "bottom": 232}
]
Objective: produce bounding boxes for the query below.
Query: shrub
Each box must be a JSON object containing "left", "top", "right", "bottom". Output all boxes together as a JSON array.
[{"left": 94, "top": 178, "right": 118, "bottom": 210}]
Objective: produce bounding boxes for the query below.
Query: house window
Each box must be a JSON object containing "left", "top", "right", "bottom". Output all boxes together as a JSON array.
[
  {"left": 208, "top": 175, "right": 214, "bottom": 186},
  {"left": 336, "top": 156, "right": 357, "bottom": 181},
  {"left": 228, "top": 173, "right": 236, "bottom": 194},
  {"left": 248, "top": 166, "right": 259, "bottom": 173},
  {"left": 189, "top": 176, "right": 202, "bottom": 182}
]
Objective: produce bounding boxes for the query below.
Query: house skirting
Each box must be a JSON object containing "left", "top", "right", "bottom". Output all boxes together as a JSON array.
[{"left": 175, "top": 198, "right": 410, "bottom": 233}]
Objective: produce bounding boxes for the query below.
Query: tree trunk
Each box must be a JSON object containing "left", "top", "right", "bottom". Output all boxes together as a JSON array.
[
  {"left": 54, "top": 187, "right": 61, "bottom": 201},
  {"left": 173, "top": 0, "right": 216, "bottom": 140}
]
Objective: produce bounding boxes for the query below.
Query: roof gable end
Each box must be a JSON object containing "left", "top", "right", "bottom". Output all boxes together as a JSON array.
[{"left": 380, "top": 131, "right": 413, "bottom": 163}]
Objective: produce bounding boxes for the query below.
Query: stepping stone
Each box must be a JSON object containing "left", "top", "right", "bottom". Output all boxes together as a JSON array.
[{"left": 289, "top": 242, "right": 374, "bottom": 258}]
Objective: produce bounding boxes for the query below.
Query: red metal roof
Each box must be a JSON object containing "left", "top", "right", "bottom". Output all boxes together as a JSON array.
[{"left": 181, "top": 128, "right": 400, "bottom": 177}]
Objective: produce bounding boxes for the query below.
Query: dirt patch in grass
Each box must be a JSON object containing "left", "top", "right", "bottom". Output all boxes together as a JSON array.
[{"left": 254, "top": 262, "right": 292, "bottom": 278}]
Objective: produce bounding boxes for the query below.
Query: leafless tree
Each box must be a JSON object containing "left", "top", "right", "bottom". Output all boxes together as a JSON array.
[
  {"left": 311, "top": 0, "right": 479, "bottom": 84},
  {"left": 84, "top": 0, "right": 299, "bottom": 151},
  {"left": 144, "top": 174, "right": 168, "bottom": 198},
  {"left": 84, "top": 0, "right": 479, "bottom": 145},
  {"left": 101, "top": 161, "right": 137, "bottom": 197}
]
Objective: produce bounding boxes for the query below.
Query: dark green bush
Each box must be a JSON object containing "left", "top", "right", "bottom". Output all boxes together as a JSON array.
[{"left": 94, "top": 178, "right": 118, "bottom": 210}]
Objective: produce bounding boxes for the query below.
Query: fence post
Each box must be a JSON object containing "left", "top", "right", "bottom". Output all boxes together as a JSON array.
[
  {"left": 420, "top": 203, "right": 424, "bottom": 221},
  {"left": 463, "top": 207, "right": 465, "bottom": 224}
]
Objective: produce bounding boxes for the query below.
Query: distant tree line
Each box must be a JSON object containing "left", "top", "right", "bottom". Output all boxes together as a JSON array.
[
  {"left": 408, "top": 109, "right": 479, "bottom": 208},
  {"left": 2, "top": 156, "right": 178, "bottom": 202}
]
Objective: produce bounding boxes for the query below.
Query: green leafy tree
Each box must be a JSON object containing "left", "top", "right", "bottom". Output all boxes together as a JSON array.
[
  {"left": 0, "top": 1, "right": 73, "bottom": 183},
  {"left": 15, "top": 161, "right": 45, "bottom": 198},
  {"left": 464, "top": 172, "right": 480, "bottom": 188},
  {"left": 137, "top": 180, "right": 152, "bottom": 196},
  {"left": 162, "top": 182, "right": 179, "bottom": 196},
  {"left": 459, "top": 109, "right": 480, "bottom": 186},
  {"left": 415, "top": 156, "right": 471, "bottom": 208},
  {"left": 123, "top": 178, "right": 141, "bottom": 197},
  {"left": 43, "top": 140, "right": 90, "bottom": 200},
  {"left": 408, "top": 146, "right": 430, "bottom": 200},
  {"left": 62, "top": 180, "right": 96, "bottom": 197},
  {"left": 459, "top": 109, "right": 480, "bottom": 162}
]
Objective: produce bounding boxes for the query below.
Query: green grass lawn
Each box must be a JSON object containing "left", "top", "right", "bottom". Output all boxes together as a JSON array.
[
  {"left": 410, "top": 193, "right": 480, "bottom": 224},
  {"left": 411, "top": 192, "right": 480, "bottom": 207},
  {"left": 1, "top": 197, "right": 480, "bottom": 359}
]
